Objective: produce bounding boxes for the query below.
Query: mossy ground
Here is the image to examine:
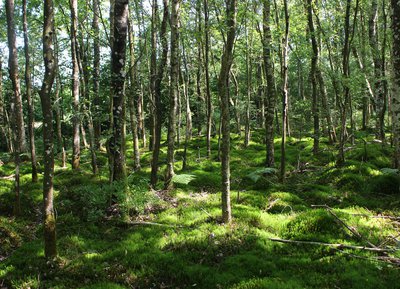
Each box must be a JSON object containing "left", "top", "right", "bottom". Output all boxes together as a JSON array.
[{"left": 1, "top": 134, "right": 400, "bottom": 288}]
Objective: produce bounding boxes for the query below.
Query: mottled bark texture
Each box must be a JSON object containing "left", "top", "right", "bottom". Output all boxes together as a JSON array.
[
  {"left": 110, "top": 0, "right": 129, "bottom": 181},
  {"left": 392, "top": 0, "right": 400, "bottom": 167},
  {"left": 40, "top": 0, "right": 57, "bottom": 258},
  {"left": 218, "top": 0, "right": 236, "bottom": 223}
]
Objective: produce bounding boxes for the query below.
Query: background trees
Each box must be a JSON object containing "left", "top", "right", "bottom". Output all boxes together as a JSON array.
[{"left": 0, "top": 0, "right": 399, "bottom": 259}]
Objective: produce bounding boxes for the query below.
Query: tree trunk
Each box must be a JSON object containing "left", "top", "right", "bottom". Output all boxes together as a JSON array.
[
  {"left": 40, "top": 0, "right": 57, "bottom": 258},
  {"left": 128, "top": 18, "right": 141, "bottom": 172},
  {"left": 306, "top": 0, "right": 320, "bottom": 154},
  {"left": 369, "top": 0, "right": 386, "bottom": 142},
  {"left": 93, "top": 0, "right": 102, "bottom": 149},
  {"left": 280, "top": 0, "right": 289, "bottom": 182},
  {"left": 70, "top": 0, "right": 80, "bottom": 169},
  {"left": 392, "top": 0, "right": 400, "bottom": 168},
  {"left": 204, "top": 0, "right": 212, "bottom": 157},
  {"left": 110, "top": 0, "right": 129, "bottom": 181},
  {"left": 54, "top": 35, "right": 67, "bottom": 168},
  {"left": 150, "top": 0, "right": 169, "bottom": 187},
  {"left": 218, "top": 0, "right": 236, "bottom": 224},
  {"left": 165, "top": 0, "right": 181, "bottom": 189},
  {"left": 0, "top": 60, "right": 8, "bottom": 152},
  {"left": 23, "top": 0, "right": 38, "bottom": 182},
  {"left": 263, "top": 0, "right": 276, "bottom": 167},
  {"left": 6, "top": 0, "right": 25, "bottom": 216}
]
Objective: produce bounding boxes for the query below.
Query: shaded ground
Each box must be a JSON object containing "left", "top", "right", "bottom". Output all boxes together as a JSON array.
[{"left": 1, "top": 133, "right": 400, "bottom": 288}]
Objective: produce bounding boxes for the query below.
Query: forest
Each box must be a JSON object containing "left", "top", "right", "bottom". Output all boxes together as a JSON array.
[{"left": 1, "top": 0, "right": 400, "bottom": 287}]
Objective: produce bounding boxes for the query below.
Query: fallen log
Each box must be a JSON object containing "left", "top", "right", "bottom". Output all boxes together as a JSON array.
[{"left": 269, "top": 238, "right": 395, "bottom": 253}]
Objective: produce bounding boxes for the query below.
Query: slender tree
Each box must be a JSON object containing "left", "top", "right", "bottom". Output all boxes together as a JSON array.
[
  {"left": 218, "top": 0, "right": 237, "bottom": 223},
  {"left": 70, "top": 0, "right": 80, "bottom": 169},
  {"left": 263, "top": 0, "right": 277, "bottom": 167},
  {"left": 110, "top": 0, "right": 129, "bottom": 181},
  {"left": 165, "top": 0, "right": 181, "bottom": 189},
  {"left": 6, "top": 0, "right": 26, "bottom": 215},
  {"left": 392, "top": 0, "right": 400, "bottom": 168},
  {"left": 23, "top": 0, "right": 38, "bottom": 182},
  {"left": 280, "top": 0, "right": 289, "bottom": 182},
  {"left": 204, "top": 0, "right": 212, "bottom": 157},
  {"left": 128, "top": 17, "right": 141, "bottom": 171},
  {"left": 40, "top": 0, "right": 57, "bottom": 258},
  {"left": 92, "top": 0, "right": 102, "bottom": 149},
  {"left": 150, "top": 0, "right": 169, "bottom": 187}
]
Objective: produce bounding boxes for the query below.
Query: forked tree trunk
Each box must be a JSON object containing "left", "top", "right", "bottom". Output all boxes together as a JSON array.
[{"left": 40, "top": 0, "right": 57, "bottom": 258}]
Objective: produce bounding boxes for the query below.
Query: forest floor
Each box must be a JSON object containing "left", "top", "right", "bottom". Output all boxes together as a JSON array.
[{"left": 1, "top": 131, "right": 400, "bottom": 288}]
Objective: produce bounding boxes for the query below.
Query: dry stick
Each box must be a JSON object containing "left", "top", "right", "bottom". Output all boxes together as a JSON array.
[
  {"left": 269, "top": 238, "right": 394, "bottom": 253},
  {"left": 311, "top": 205, "right": 378, "bottom": 248},
  {"left": 124, "top": 221, "right": 185, "bottom": 228}
]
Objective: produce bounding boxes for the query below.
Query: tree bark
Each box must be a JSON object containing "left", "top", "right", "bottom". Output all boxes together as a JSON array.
[
  {"left": 23, "top": 0, "right": 38, "bottom": 182},
  {"left": 110, "top": 0, "right": 129, "bottom": 181},
  {"left": 392, "top": 0, "right": 400, "bottom": 168},
  {"left": 369, "top": 0, "right": 386, "bottom": 142},
  {"left": 280, "top": 0, "right": 289, "bottom": 182},
  {"left": 92, "top": 0, "right": 102, "bottom": 149},
  {"left": 218, "top": 0, "right": 237, "bottom": 224},
  {"left": 204, "top": 0, "right": 212, "bottom": 157},
  {"left": 150, "top": 0, "right": 169, "bottom": 187},
  {"left": 128, "top": 17, "right": 141, "bottom": 172},
  {"left": 0, "top": 60, "right": 8, "bottom": 152},
  {"left": 70, "top": 0, "right": 80, "bottom": 169},
  {"left": 263, "top": 0, "right": 276, "bottom": 167},
  {"left": 306, "top": 0, "right": 320, "bottom": 154},
  {"left": 165, "top": 0, "right": 181, "bottom": 189},
  {"left": 40, "top": 0, "right": 57, "bottom": 258},
  {"left": 6, "top": 0, "right": 26, "bottom": 216}
]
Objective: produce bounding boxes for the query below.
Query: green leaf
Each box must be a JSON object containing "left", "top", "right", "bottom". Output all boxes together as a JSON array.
[{"left": 172, "top": 174, "right": 196, "bottom": 185}]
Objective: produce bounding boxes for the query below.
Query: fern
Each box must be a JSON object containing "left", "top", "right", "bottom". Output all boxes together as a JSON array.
[{"left": 172, "top": 174, "right": 196, "bottom": 185}]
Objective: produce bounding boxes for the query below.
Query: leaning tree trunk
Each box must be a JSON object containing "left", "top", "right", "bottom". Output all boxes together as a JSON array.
[
  {"left": 110, "top": 0, "right": 129, "bottom": 181},
  {"left": 23, "top": 0, "right": 38, "bottom": 182},
  {"left": 392, "top": 0, "right": 400, "bottom": 168},
  {"left": 263, "top": 0, "right": 276, "bottom": 167},
  {"left": 70, "top": 0, "right": 80, "bottom": 169},
  {"left": 218, "top": 0, "right": 237, "bottom": 224},
  {"left": 40, "top": 0, "right": 57, "bottom": 259},
  {"left": 165, "top": 0, "right": 181, "bottom": 189}
]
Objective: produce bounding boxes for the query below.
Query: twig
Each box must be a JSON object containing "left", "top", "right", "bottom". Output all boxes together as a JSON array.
[
  {"left": 269, "top": 238, "right": 394, "bottom": 253},
  {"left": 351, "top": 214, "right": 400, "bottom": 221}
]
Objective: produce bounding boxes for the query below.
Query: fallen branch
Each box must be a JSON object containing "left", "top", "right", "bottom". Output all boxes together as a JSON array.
[
  {"left": 124, "top": 221, "right": 185, "bottom": 228},
  {"left": 269, "top": 238, "right": 394, "bottom": 253},
  {"left": 311, "top": 205, "right": 377, "bottom": 248}
]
